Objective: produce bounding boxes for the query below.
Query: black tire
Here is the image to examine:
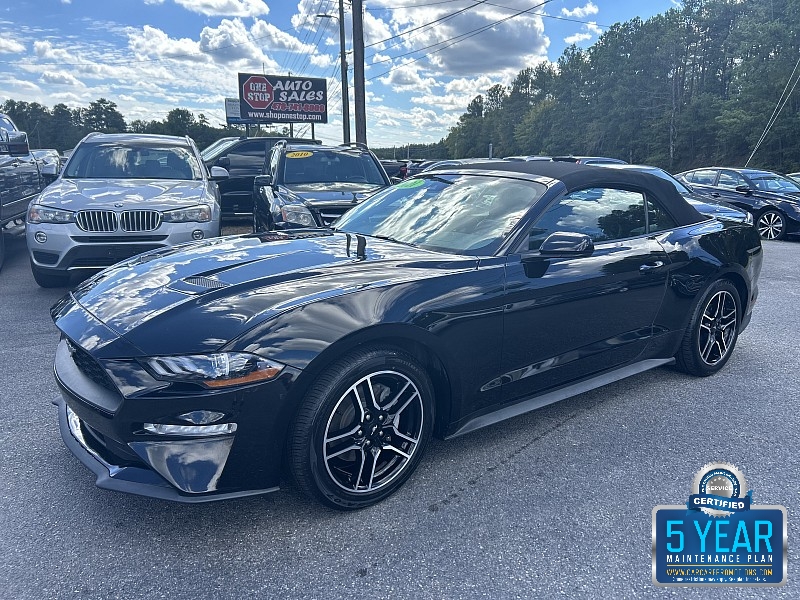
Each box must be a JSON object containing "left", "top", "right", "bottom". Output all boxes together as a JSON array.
[
  {"left": 287, "top": 346, "right": 435, "bottom": 510},
  {"left": 30, "top": 261, "right": 70, "bottom": 288},
  {"left": 675, "top": 279, "right": 740, "bottom": 377},
  {"left": 757, "top": 209, "right": 786, "bottom": 240},
  {"left": 0, "top": 229, "right": 5, "bottom": 273}
]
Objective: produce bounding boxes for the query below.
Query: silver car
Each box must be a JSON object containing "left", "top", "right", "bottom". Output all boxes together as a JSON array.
[{"left": 27, "top": 132, "right": 227, "bottom": 287}]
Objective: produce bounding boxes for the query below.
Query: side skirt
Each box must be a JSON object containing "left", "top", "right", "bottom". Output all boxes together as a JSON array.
[{"left": 445, "top": 358, "right": 675, "bottom": 439}]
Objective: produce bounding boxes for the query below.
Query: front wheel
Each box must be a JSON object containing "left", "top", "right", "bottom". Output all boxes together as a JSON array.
[
  {"left": 757, "top": 209, "right": 786, "bottom": 240},
  {"left": 287, "top": 347, "right": 435, "bottom": 510},
  {"left": 675, "top": 279, "right": 740, "bottom": 377}
]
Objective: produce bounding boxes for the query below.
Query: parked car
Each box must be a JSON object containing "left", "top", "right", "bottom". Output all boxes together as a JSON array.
[
  {"left": 1, "top": 113, "right": 45, "bottom": 271},
  {"left": 676, "top": 167, "right": 800, "bottom": 240},
  {"left": 421, "top": 158, "right": 498, "bottom": 172},
  {"left": 504, "top": 155, "right": 552, "bottom": 162},
  {"left": 32, "top": 149, "right": 62, "bottom": 185},
  {"left": 201, "top": 136, "right": 320, "bottom": 218},
  {"left": 379, "top": 159, "right": 407, "bottom": 180},
  {"left": 27, "top": 132, "right": 227, "bottom": 287},
  {"left": 552, "top": 155, "right": 627, "bottom": 165},
  {"left": 404, "top": 159, "right": 444, "bottom": 178},
  {"left": 599, "top": 163, "right": 752, "bottom": 225},
  {"left": 252, "top": 141, "right": 390, "bottom": 231},
  {"left": 786, "top": 172, "right": 800, "bottom": 181},
  {"left": 50, "top": 160, "right": 761, "bottom": 508}
]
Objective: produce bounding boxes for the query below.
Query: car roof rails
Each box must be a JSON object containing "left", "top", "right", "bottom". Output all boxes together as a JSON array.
[{"left": 338, "top": 142, "right": 370, "bottom": 151}]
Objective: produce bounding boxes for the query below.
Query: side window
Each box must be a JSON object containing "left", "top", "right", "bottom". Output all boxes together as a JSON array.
[
  {"left": 646, "top": 197, "right": 677, "bottom": 234},
  {"left": 268, "top": 146, "right": 280, "bottom": 177},
  {"left": 225, "top": 140, "right": 266, "bottom": 175},
  {"left": 687, "top": 169, "right": 717, "bottom": 185},
  {"left": 718, "top": 170, "right": 747, "bottom": 189},
  {"left": 524, "top": 188, "right": 646, "bottom": 251}
]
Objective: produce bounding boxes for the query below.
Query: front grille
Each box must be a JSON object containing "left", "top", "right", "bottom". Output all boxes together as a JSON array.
[
  {"left": 121, "top": 210, "right": 161, "bottom": 232},
  {"left": 77, "top": 210, "right": 118, "bottom": 232},
  {"left": 76, "top": 210, "right": 163, "bottom": 233},
  {"left": 311, "top": 207, "right": 350, "bottom": 227},
  {"left": 71, "top": 235, "right": 169, "bottom": 243},
  {"left": 66, "top": 339, "right": 117, "bottom": 393}
]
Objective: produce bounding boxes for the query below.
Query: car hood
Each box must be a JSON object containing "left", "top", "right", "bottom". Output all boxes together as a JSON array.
[
  {"left": 280, "top": 182, "right": 384, "bottom": 206},
  {"left": 37, "top": 178, "right": 208, "bottom": 209},
  {"left": 58, "top": 231, "right": 477, "bottom": 355},
  {"left": 684, "top": 194, "right": 748, "bottom": 223}
]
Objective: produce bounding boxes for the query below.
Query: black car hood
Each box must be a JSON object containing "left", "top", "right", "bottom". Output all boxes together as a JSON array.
[
  {"left": 64, "top": 231, "right": 476, "bottom": 355},
  {"left": 279, "top": 182, "right": 384, "bottom": 206}
]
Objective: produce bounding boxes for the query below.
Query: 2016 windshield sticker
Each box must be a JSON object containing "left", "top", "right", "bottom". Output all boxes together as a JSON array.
[
  {"left": 286, "top": 151, "right": 313, "bottom": 158},
  {"left": 395, "top": 178, "right": 426, "bottom": 188}
]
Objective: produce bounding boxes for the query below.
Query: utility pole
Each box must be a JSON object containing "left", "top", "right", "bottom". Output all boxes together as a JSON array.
[
  {"left": 316, "top": 4, "right": 350, "bottom": 144},
  {"left": 352, "top": 0, "right": 367, "bottom": 145}
]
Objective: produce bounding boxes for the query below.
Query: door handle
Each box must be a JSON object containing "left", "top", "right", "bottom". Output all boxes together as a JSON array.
[{"left": 639, "top": 261, "right": 664, "bottom": 272}]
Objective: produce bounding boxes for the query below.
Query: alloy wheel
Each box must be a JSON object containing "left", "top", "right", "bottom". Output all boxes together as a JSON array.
[
  {"left": 322, "top": 370, "right": 424, "bottom": 494},
  {"left": 697, "top": 290, "right": 737, "bottom": 366},
  {"left": 757, "top": 210, "right": 784, "bottom": 240}
]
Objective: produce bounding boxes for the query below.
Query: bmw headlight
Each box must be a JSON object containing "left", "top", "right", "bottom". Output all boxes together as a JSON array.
[
  {"left": 162, "top": 205, "right": 212, "bottom": 223},
  {"left": 142, "top": 352, "right": 284, "bottom": 388},
  {"left": 27, "top": 205, "right": 75, "bottom": 224},
  {"left": 281, "top": 205, "right": 315, "bottom": 227}
]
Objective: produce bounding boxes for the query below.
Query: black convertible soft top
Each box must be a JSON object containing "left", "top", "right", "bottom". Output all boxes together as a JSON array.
[{"left": 443, "top": 160, "right": 706, "bottom": 227}]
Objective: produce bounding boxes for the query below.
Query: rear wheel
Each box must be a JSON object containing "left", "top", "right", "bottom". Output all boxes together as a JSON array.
[
  {"left": 287, "top": 346, "right": 434, "bottom": 509},
  {"left": 757, "top": 209, "right": 786, "bottom": 240},
  {"left": 30, "top": 261, "right": 70, "bottom": 288},
  {"left": 675, "top": 279, "right": 740, "bottom": 376}
]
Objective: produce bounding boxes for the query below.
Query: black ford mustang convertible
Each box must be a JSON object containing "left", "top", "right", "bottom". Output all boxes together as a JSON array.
[{"left": 51, "top": 162, "right": 762, "bottom": 509}]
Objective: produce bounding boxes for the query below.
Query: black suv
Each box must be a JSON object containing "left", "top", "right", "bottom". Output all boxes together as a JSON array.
[
  {"left": 1, "top": 113, "right": 46, "bottom": 270},
  {"left": 201, "top": 136, "right": 320, "bottom": 219},
  {"left": 252, "top": 142, "right": 390, "bottom": 231}
]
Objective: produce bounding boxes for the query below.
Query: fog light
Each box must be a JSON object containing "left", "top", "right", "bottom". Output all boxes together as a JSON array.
[
  {"left": 192, "top": 229, "right": 204, "bottom": 240},
  {"left": 35, "top": 231, "right": 47, "bottom": 243},
  {"left": 177, "top": 410, "right": 225, "bottom": 425},
  {"left": 143, "top": 422, "right": 237, "bottom": 437}
]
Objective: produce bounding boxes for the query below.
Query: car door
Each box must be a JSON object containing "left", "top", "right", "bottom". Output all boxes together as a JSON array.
[
  {"left": 704, "top": 169, "right": 760, "bottom": 214},
  {"left": 499, "top": 187, "right": 672, "bottom": 404},
  {"left": 215, "top": 139, "right": 267, "bottom": 217}
]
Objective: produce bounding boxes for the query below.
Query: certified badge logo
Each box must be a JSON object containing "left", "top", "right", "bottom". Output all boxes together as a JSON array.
[
  {"left": 652, "top": 462, "right": 787, "bottom": 587},
  {"left": 689, "top": 462, "right": 751, "bottom": 517}
]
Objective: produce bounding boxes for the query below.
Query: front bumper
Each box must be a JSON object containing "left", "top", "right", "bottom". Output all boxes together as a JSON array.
[
  {"left": 54, "top": 396, "right": 277, "bottom": 502},
  {"left": 28, "top": 220, "right": 220, "bottom": 272},
  {"left": 53, "top": 331, "right": 300, "bottom": 502}
]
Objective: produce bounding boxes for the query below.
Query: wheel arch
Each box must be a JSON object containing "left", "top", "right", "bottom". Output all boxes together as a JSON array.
[{"left": 286, "top": 323, "right": 457, "bottom": 439}]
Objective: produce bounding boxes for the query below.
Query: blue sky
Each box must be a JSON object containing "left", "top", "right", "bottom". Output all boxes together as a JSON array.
[{"left": 0, "top": 0, "right": 678, "bottom": 148}]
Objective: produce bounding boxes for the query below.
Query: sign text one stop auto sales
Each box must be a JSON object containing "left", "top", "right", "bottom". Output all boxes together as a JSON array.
[{"left": 238, "top": 73, "right": 328, "bottom": 124}]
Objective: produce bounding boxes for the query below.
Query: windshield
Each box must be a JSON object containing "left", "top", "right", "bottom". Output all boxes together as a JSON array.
[
  {"left": 64, "top": 142, "right": 203, "bottom": 180},
  {"left": 200, "top": 138, "right": 238, "bottom": 160},
  {"left": 0, "top": 115, "right": 16, "bottom": 132},
  {"left": 749, "top": 173, "right": 800, "bottom": 193},
  {"left": 335, "top": 174, "right": 544, "bottom": 256},
  {"left": 644, "top": 167, "right": 693, "bottom": 195},
  {"left": 282, "top": 149, "right": 386, "bottom": 185}
]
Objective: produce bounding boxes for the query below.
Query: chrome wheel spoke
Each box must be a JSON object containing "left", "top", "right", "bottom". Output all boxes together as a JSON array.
[
  {"left": 325, "top": 424, "right": 361, "bottom": 445},
  {"left": 390, "top": 426, "right": 419, "bottom": 446},
  {"left": 382, "top": 380, "right": 411, "bottom": 412},
  {"left": 353, "top": 449, "right": 366, "bottom": 491},
  {"left": 366, "top": 375, "right": 382, "bottom": 410},
  {"left": 390, "top": 391, "right": 419, "bottom": 422},
  {"left": 700, "top": 334, "right": 715, "bottom": 362},
  {"left": 383, "top": 444, "right": 411, "bottom": 460},
  {"left": 367, "top": 449, "right": 381, "bottom": 490},
  {"left": 326, "top": 443, "right": 360, "bottom": 460}
]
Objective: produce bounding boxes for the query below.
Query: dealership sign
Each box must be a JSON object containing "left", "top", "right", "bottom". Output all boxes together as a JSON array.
[{"left": 238, "top": 73, "right": 328, "bottom": 124}]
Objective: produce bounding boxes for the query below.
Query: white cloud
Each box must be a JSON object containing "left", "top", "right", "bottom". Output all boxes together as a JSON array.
[
  {"left": 561, "top": 2, "right": 599, "bottom": 19},
  {"left": 173, "top": 0, "right": 269, "bottom": 17},
  {"left": 379, "top": 61, "right": 436, "bottom": 93},
  {"left": 586, "top": 22, "right": 603, "bottom": 35},
  {"left": 564, "top": 32, "right": 592, "bottom": 45},
  {"left": 128, "top": 25, "right": 205, "bottom": 62},
  {"left": 40, "top": 71, "right": 86, "bottom": 87},
  {"left": 144, "top": 0, "right": 165, "bottom": 4},
  {"left": 0, "top": 38, "right": 25, "bottom": 54}
]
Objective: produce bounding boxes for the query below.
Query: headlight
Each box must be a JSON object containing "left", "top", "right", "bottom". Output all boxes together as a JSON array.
[
  {"left": 162, "top": 205, "right": 212, "bottom": 223},
  {"left": 27, "top": 205, "right": 75, "bottom": 224},
  {"left": 281, "top": 205, "right": 315, "bottom": 227},
  {"left": 142, "top": 352, "right": 284, "bottom": 388}
]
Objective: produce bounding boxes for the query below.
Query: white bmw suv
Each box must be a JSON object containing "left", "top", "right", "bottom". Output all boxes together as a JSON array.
[{"left": 27, "top": 132, "right": 227, "bottom": 287}]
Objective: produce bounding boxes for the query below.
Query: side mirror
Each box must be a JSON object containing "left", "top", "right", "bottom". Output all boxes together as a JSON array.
[
  {"left": 253, "top": 174, "right": 273, "bottom": 188},
  {"left": 536, "top": 232, "right": 595, "bottom": 258},
  {"left": 0, "top": 130, "right": 30, "bottom": 156},
  {"left": 216, "top": 156, "right": 230, "bottom": 168},
  {"left": 735, "top": 184, "right": 752, "bottom": 194},
  {"left": 390, "top": 176, "right": 402, "bottom": 184},
  {"left": 41, "top": 163, "right": 58, "bottom": 177},
  {"left": 209, "top": 166, "right": 229, "bottom": 180}
]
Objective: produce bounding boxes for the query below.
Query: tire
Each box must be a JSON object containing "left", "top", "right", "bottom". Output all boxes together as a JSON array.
[
  {"left": 757, "top": 209, "right": 786, "bottom": 240},
  {"left": 675, "top": 279, "right": 740, "bottom": 377},
  {"left": 288, "top": 346, "right": 435, "bottom": 510},
  {"left": 30, "top": 261, "right": 70, "bottom": 288}
]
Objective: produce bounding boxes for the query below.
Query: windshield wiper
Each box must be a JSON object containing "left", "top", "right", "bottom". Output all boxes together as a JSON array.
[{"left": 367, "top": 233, "right": 418, "bottom": 248}]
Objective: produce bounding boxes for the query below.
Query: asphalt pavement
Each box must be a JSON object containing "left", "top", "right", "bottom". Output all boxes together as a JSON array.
[{"left": 0, "top": 231, "right": 797, "bottom": 599}]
